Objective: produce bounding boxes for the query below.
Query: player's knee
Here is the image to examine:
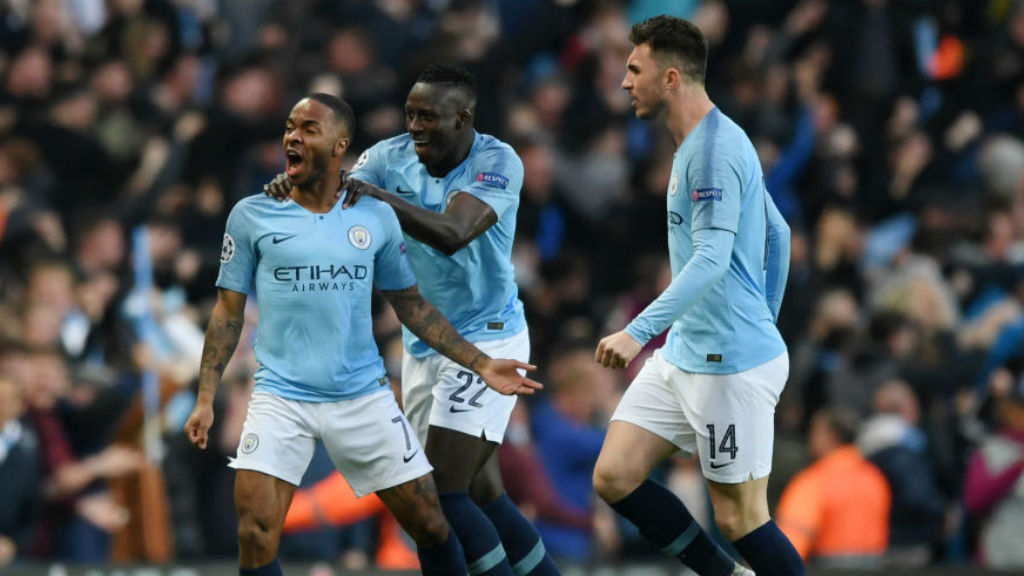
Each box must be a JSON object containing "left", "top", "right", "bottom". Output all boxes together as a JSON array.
[
  {"left": 405, "top": 508, "right": 451, "bottom": 547},
  {"left": 237, "top": 512, "right": 279, "bottom": 553},
  {"left": 714, "top": 508, "right": 745, "bottom": 541},
  {"left": 592, "top": 460, "right": 641, "bottom": 504}
]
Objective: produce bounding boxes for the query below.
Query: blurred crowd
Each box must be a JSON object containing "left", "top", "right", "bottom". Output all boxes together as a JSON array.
[{"left": 2, "top": 0, "right": 1024, "bottom": 571}]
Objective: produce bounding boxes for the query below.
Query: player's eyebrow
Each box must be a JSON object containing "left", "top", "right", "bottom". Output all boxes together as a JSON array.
[
  {"left": 285, "top": 118, "right": 323, "bottom": 129},
  {"left": 627, "top": 62, "right": 641, "bottom": 73}
]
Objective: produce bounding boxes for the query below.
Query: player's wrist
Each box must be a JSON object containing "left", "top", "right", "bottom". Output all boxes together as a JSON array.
[
  {"left": 468, "top": 352, "right": 491, "bottom": 373},
  {"left": 195, "top": 387, "right": 217, "bottom": 405}
]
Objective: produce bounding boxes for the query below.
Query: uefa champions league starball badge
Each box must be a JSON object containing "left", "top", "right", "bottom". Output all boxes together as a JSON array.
[
  {"left": 220, "top": 233, "right": 235, "bottom": 263},
  {"left": 669, "top": 172, "right": 679, "bottom": 196}
]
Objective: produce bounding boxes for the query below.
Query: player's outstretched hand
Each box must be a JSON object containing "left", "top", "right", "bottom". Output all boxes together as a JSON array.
[
  {"left": 263, "top": 172, "right": 291, "bottom": 201},
  {"left": 184, "top": 402, "right": 215, "bottom": 450},
  {"left": 477, "top": 358, "right": 543, "bottom": 396},
  {"left": 596, "top": 330, "right": 642, "bottom": 369}
]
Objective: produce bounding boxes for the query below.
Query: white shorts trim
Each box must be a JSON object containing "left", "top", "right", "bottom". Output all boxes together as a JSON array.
[
  {"left": 229, "top": 389, "right": 432, "bottom": 496},
  {"left": 401, "top": 330, "right": 529, "bottom": 444},
  {"left": 611, "top": 351, "right": 788, "bottom": 483}
]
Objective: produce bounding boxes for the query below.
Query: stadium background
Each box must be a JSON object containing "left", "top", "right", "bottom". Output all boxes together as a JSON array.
[{"left": 2, "top": 0, "right": 1024, "bottom": 573}]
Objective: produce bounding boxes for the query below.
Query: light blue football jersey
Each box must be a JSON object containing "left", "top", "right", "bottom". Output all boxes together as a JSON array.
[
  {"left": 216, "top": 194, "right": 416, "bottom": 401},
  {"left": 661, "top": 108, "right": 786, "bottom": 374},
  {"left": 350, "top": 131, "right": 526, "bottom": 358}
]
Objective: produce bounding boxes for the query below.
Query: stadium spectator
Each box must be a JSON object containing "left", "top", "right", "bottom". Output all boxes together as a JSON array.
[{"left": 776, "top": 407, "right": 891, "bottom": 565}]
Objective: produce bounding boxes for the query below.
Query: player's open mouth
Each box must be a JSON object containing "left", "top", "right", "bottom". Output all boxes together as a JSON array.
[
  {"left": 285, "top": 149, "right": 303, "bottom": 177},
  {"left": 412, "top": 140, "right": 429, "bottom": 152}
]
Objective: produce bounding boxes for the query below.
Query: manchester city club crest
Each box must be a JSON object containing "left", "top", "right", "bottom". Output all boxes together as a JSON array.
[
  {"left": 220, "top": 233, "right": 235, "bottom": 263},
  {"left": 240, "top": 432, "right": 259, "bottom": 454},
  {"left": 669, "top": 172, "right": 679, "bottom": 196},
  {"left": 348, "top": 225, "right": 371, "bottom": 249}
]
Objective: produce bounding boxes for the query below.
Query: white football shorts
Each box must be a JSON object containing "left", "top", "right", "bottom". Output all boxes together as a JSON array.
[
  {"left": 401, "top": 329, "right": 529, "bottom": 444},
  {"left": 229, "top": 388, "right": 431, "bottom": 496},
  {"left": 612, "top": 350, "right": 789, "bottom": 484}
]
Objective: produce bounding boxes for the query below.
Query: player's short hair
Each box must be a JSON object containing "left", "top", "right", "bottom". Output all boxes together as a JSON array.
[
  {"left": 307, "top": 93, "right": 356, "bottom": 138},
  {"left": 628, "top": 15, "right": 708, "bottom": 84},
  {"left": 416, "top": 63, "right": 477, "bottom": 107}
]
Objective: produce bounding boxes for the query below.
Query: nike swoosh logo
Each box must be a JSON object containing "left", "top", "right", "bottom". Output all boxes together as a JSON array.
[
  {"left": 395, "top": 186, "right": 414, "bottom": 195},
  {"left": 402, "top": 450, "right": 419, "bottom": 463},
  {"left": 449, "top": 406, "right": 473, "bottom": 413},
  {"left": 272, "top": 234, "right": 297, "bottom": 244},
  {"left": 709, "top": 461, "right": 734, "bottom": 469}
]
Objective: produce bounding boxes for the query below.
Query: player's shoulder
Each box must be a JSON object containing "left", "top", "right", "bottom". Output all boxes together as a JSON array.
[
  {"left": 368, "top": 133, "right": 415, "bottom": 159},
  {"left": 708, "top": 109, "right": 756, "bottom": 154},
  {"left": 352, "top": 134, "right": 416, "bottom": 175},
  {"left": 469, "top": 133, "right": 523, "bottom": 171},
  {"left": 472, "top": 133, "right": 518, "bottom": 159},
  {"left": 228, "top": 192, "right": 281, "bottom": 218},
  {"left": 686, "top": 109, "right": 757, "bottom": 169},
  {"left": 350, "top": 195, "right": 400, "bottom": 225}
]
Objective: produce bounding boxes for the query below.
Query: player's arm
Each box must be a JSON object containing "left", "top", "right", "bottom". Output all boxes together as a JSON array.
[
  {"left": 597, "top": 228, "right": 735, "bottom": 368},
  {"left": 765, "top": 195, "right": 791, "bottom": 323},
  {"left": 381, "top": 284, "right": 540, "bottom": 395},
  {"left": 344, "top": 176, "right": 496, "bottom": 256},
  {"left": 184, "top": 288, "right": 247, "bottom": 449}
]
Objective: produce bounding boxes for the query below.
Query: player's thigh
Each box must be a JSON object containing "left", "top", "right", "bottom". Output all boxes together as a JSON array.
[
  {"left": 425, "top": 424, "right": 496, "bottom": 492},
  {"left": 234, "top": 468, "right": 298, "bottom": 529},
  {"left": 318, "top": 389, "right": 433, "bottom": 498},
  {"left": 427, "top": 330, "right": 529, "bottom": 443},
  {"left": 597, "top": 354, "right": 693, "bottom": 497},
  {"left": 706, "top": 474, "right": 770, "bottom": 535},
  {"left": 680, "top": 352, "right": 789, "bottom": 485},
  {"left": 469, "top": 448, "right": 505, "bottom": 506},
  {"left": 228, "top": 391, "right": 319, "bottom": 487},
  {"left": 376, "top": 472, "right": 449, "bottom": 545},
  {"left": 604, "top": 351, "right": 698, "bottom": 464},
  {"left": 401, "top": 351, "right": 441, "bottom": 445}
]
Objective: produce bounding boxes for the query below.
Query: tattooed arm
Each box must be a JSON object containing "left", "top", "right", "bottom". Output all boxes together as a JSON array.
[
  {"left": 381, "top": 285, "right": 541, "bottom": 395},
  {"left": 184, "top": 288, "right": 247, "bottom": 449}
]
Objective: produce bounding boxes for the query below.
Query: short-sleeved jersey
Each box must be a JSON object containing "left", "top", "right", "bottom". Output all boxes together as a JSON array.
[
  {"left": 350, "top": 131, "right": 526, "bottom": 358},
  {"left": 663, "top": 108, "right": 786, "bottom": 374},
  {"left": 216, "top": 194, "right": 416, "bottom": 401}
]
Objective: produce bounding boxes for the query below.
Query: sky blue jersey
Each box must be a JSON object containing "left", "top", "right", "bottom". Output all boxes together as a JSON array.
[
  {"left": 216, "top": 194, "right": 416, "bottom": 401},
  {"left": 626, "top": 108, "right": 789, "bottom": 374},
  {"left": 350, "top": 131, "right": 526, "bottom": 358}
]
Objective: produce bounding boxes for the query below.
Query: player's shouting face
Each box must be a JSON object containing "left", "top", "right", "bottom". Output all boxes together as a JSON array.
[
  {"left": 283, "top": 98, "right": 348, "bottom": 189},
  {"left": 404, "top": 82, "right": 472, "bottom": 171}
]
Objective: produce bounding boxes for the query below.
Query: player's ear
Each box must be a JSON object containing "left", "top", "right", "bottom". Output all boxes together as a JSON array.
[
  {"left": 334, "top": 136, "right": 350, "bottom": 158},
  {"left": 664, "top": 67, "right": 682, "bottom": 91},
  {"left": 455, "top": 108, "right": 472, "bottom": 130}
]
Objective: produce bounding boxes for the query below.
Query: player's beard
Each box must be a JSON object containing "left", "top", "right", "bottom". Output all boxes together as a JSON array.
[
  {"left": 294, "top": 149, "right": 330, "bottom": 193},
  {"left": 636, "top": 97, "right": 666, "bottom": 121}
]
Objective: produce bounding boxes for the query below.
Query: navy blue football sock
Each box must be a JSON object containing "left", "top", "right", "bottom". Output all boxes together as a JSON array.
[
  {"left": 417, "top": 527, "right": 469, "bottom": 575},
  {"left": 732, "top": 520, "right": 806, "bottom": 576},
  {"left": 610, "top": 480, "right": 734, "bottom": 576},
  {"left": 440, "top": 491, "right": 513, "bottom": 575},
  {"left": 239, "top": 558, "right": 283, "bottom": 576},
  {"left": 482, "top": 493, "right": 561, "bottom": 575}
]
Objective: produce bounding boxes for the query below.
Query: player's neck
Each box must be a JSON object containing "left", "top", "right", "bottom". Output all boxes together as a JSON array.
[
  {"left": 665, "top": 87, "right": 714, "bottom": 148},
  {"left": 425, "top": 132, "right": 474, "bottom": 177},
  {"left": 291, "top": 173, "right": 342, "bottom": 213}
]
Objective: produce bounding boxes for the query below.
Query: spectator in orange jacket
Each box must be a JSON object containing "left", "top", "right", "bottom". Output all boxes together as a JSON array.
[{"left": 776, "top": 407, "right": 891, "bottom": 564}]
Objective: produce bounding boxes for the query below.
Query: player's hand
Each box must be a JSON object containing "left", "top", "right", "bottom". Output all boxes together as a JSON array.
[
  {"left": 340, "top": 174, "right": 381, "bottom": 209},
  {"left": 264, "top": 172, "right": 291, "bottom": 201},
  {"left": 477, "top": 358, "right": 543, "bottom": 396},
  {"left": 184, "top": 401, "right": 215, "bottom": 450},
  {"left": 595, "top": 331, "right": 642, "bottom": 369}
]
